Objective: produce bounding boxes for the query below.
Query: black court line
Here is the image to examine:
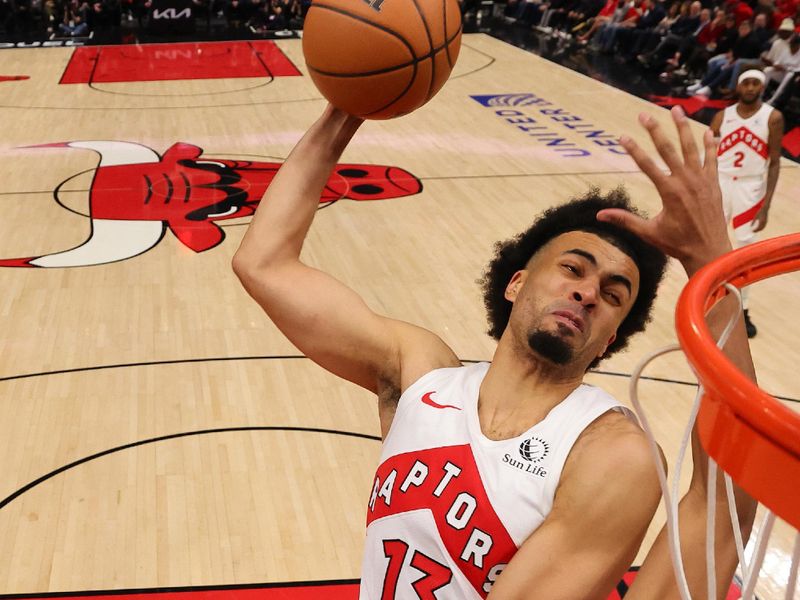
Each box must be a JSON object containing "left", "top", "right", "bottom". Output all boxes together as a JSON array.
[
  {"left": 449, "top": 41, "right": 496, "bottom": 80},
  {"left": 1, "top": 354, "right": 797, "bottom": 404},
  {"left": 0, "top": 425, "right": 381, "bottom": 511},
  {"left": 88, "top": 77, "right": 274, "bottom": 97},
  {"left": 0, "top": 190, "right": 59, "bottom": 196},
  {"left": 419, "top": 169, "right": 643, "bottom": 180},
  {"left": 0, "top": 355, "right": 308, "bottom": 382},
  {"left": 0, "top": 579, "right": 361, "bottom": 599}
]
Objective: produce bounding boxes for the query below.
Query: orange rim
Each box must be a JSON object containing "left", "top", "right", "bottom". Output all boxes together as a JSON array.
[{"left": 676, "top": 233, "right": 800, "bottom": 526}]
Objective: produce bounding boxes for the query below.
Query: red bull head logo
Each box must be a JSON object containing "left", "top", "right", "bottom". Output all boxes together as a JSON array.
[{"left": 1, "top": 141, "right": 422, "bottom": 268}]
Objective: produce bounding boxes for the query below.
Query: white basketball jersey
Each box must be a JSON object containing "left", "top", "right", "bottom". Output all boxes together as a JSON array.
[
  {"left": 359, "top": 362, "right": 635, "bottom": 599},
  {"left": 717, "top": 103, "right": 773, "bottom": 179}
]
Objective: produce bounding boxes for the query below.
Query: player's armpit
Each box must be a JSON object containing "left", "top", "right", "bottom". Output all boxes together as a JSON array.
[
  {"left": 233, "top": 258, "right": 460, "bottom": 397},
  {"left": 486, "top": 415, "right": 660, "bottom": 600}
]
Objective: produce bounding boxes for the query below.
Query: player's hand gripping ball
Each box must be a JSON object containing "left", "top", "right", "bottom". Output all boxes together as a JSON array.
[{"left": 302, "top": 0, "right": 462, "bottom": 119}]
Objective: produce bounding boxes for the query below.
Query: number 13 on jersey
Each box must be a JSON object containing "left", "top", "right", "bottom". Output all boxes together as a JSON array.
[{"left": 380, "top": 539, "right": 507, "bottom": 599}]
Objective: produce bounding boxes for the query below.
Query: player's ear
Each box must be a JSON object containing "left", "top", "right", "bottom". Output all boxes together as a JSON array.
[
  {"left": 505, "top": 271, "right": 528, "bottom": 302},
  {"left": 597, "top": 332, "right": 617, "bottom": 359}
]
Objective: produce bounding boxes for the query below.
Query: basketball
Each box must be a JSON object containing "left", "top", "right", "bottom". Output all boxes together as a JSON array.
[{"left": 302, "top": 0, "right": 463, "bottom": 119}]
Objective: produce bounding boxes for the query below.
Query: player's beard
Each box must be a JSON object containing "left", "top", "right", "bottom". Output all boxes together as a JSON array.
[
  {"left": 528, "top": 329, "right": 573, "bottom": 365},
  {"left": 739, "top": 92, "right": 760, "bottom": 105}
]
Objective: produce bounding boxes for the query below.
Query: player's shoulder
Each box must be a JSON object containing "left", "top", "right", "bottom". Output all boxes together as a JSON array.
[
  {"left": 767, "top": 106, "right": 785, "bottom": 125},
  {"left": 556, "top": 409, "right": 659, "bottom": 510},
  {"left": 569, "top": 409, "right": 655, "bottom": 475}
]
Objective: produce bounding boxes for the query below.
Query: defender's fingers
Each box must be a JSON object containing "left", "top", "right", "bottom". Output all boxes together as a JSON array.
[
  {"left": 702, "top": 129, "right": 719, "bottom": 175},
  {"left": 638, "top": 112, "right": 683, "bottom": 174},
  {"left": 620, "top": 134, "right": 669, "bottom": 189},
  {"left": 672, "top": 106, "right": 700, "bottom": 169}
]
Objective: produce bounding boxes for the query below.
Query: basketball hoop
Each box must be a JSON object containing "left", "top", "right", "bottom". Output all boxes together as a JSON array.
[
  {"left": 629, "top": 233, "right": 800, "bottom": 600},
  {"left": 676, "top": 233, "right": 800, "bottom": 532}
]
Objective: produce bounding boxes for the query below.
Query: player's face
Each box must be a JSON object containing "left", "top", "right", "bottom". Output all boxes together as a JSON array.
[
  {"left": 737, "top": 78, "right": 763, "bottom": 104},
  {"left": 505, "top": 231, "right": 640, "bottom": 369}
]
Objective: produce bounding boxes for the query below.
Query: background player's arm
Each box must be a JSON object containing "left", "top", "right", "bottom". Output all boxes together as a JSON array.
[
  {"left": 710, "top": 110, "right": 723, "bottom": 137},
  {"left": 486, "top": 415, "right": 661, "bottom": 600},
  {"left": 599, "top": 108, "right": 759, "bottom": 599},
  {"left": 232, "top": 106, "right": 459, "bottom": 401},
  {"left": 753, "top": 109, "right": 784, "bottom": 232}
]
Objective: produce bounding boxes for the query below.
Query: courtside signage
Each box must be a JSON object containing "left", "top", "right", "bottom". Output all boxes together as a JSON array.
[
  {"left": 470, "top": 93, "right": 627, "bottom": 158},
  {"left": 0, "top": 40, "right": 85, "bottom": 49}
]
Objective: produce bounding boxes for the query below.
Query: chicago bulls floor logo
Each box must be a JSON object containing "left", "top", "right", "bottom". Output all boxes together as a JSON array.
[{"left": 0, "top": 141, "right": 422, "bottom": 268}]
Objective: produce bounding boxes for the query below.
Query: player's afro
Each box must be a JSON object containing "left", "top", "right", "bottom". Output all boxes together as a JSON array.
[{"left": 479, "top": 188, "right": 668, "bottom": 369}]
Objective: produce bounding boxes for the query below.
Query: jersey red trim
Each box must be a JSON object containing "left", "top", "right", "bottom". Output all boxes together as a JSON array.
[{"left": 732, "top": 196, "right": 766, "bottom": 229}]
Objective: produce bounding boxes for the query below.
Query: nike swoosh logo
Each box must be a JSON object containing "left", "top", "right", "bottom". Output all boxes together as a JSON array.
[{"left": 421, "top": 391, "right": 462, "bottom": 411}]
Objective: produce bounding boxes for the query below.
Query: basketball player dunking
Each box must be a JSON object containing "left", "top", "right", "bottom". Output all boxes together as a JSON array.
[
  {"left": 710, "top": 69, "right": 784, "bottom": 338},
  {"left": 233, "top": 106, "right": 757, "bottom": 599}
]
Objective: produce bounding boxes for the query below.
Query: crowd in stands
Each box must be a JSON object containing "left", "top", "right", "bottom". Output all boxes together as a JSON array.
[
  {"left": 0, "top": 0, "right": 308, "bottom": 38},
  {"left": 503, "top": 0, "right": 800, "bottom": 108},
  {"left": 2, "top": 0, "right": 799, "bottom": 110}
]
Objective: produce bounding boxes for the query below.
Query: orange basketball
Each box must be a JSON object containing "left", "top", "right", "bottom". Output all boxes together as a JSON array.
[{"left": 302, "top": 0, "right": 462, "bottom": 119}]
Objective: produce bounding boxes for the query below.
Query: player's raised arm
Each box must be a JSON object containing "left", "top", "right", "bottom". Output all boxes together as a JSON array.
[
  {"left": 232, "top": 105, "right": 459, "bottom": 404},
  {"left": 598, "top": 107, "right": 759, "bottom": 599}
]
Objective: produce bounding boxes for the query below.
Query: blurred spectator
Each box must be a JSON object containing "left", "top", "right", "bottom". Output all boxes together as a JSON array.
[
  {"left": 773, "top": 0, "right": 797, "bottom": 29},
  {"left": 765, "top": 31, "right": 800, "bottom": 105},
  {"left": 246, "top": 0, "right": 268, "bottom": 32},
  {"left": 636, "top": 0, "right": 702, "bottom": 68},
  {"left": 576, "top": 0, "right": 631, "bottom": 43},
  {"left": 725, "top": 0, "right": 754, "bottom": 24},
  {"left": 266, "top": 0, "right": 286, "bottom": 29},
  {"left": 89, "top": 0, "right": 120, "bottom": 30},
  {"left": 688, "top": 19, "right": 764, "bottom": 95},
  {"left": 657, "top": 6, "right": 724, "bottom": 77},
  {"left": 58, "top": 0, "right": 90, "bottom": 35},
  {"left": 591, "top": 0, "right": 646, "bottom": 52},
  {"left": 555, "top": 0, "right": 608, "bottom": 34},
  {"left": 615, "top": 0, "right": 667, "bottom": 59},
  {"left": 223, "top": 0, "right": 244, "bottom": 29},
  {"left": 708, "top": 12, "right": 774, "bottom": 92},
  {"left": 753, "top": 11, "right": 776, "bottom": 45},
  {"left": 677, "top": 8, "right": 740, "bottom": 76},
  {"left": 43, "top": 0, "right": 58, "bottom": 32},
  {"left": 723, "top": 16, "right": 795, "bottom": 88}
]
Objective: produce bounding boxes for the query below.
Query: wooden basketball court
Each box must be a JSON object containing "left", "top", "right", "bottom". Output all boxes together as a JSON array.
[{"left": 0, "top": 34, "right": 797, "bottom": 599}]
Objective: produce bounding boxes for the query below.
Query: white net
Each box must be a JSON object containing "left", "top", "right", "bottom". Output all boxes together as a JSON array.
[{"left": 630, "top": 284, "right": 800, "bottom": 600}]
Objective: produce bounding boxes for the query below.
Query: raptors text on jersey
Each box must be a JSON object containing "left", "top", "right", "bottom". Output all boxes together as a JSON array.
[{"left": 359, "top": 363, "right": 636, "bottom": 599}]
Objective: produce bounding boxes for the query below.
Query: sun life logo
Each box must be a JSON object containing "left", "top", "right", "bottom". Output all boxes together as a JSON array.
[{"left": 519, "top": 437, "right": 549, "bottom": 463}]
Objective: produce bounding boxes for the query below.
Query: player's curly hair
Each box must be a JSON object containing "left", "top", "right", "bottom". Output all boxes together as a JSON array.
[{"left": 479, "top": 188, "right": 668, "bottom": 369}]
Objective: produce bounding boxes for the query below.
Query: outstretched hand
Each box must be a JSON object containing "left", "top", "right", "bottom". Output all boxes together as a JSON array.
[{"left": 597, "top": 106, "right": 732, "bottom": 277}]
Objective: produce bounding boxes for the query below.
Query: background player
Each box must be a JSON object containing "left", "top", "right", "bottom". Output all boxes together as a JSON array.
[
  {"left": 232, "top": 106, "right": 757, "bottom": 598},
  {"left": 711, "top": 69, "right": 784, "bottom": 338}
]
